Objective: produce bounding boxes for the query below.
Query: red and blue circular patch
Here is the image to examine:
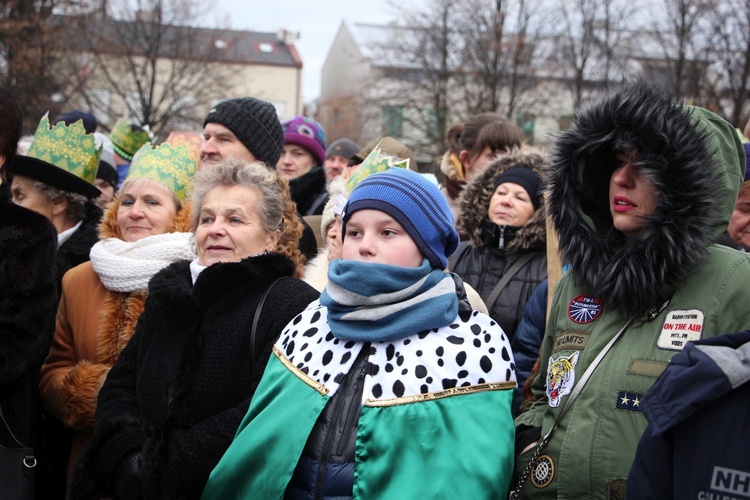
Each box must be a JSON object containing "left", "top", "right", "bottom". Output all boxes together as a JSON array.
[{"left": 568, "top": 295, "right": 603, "bottom": 324}]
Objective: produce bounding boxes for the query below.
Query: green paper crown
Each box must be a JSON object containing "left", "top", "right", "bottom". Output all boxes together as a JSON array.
[
  {"left": 345, "top": 142, "right": 410, "bottom": 193},
  {"left": 126, "top": 142, "right": 197, "bottom": 202},
  {"left": 27, "top": 113, "right": 101, "bottom": 185},
  {"left": 111, "top": 119, "right": 152, "bottom": 160}
]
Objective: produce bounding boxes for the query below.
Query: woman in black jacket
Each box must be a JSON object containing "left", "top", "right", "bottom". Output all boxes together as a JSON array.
[
  {"left": 449, "top": 147, "right": 547, "bottom": 341},
  {"left": 0, "top": 87, "right": 58, "bottom": 497},
  {"left": 72, "top": 159, "right": 319, "bottom": 499}
]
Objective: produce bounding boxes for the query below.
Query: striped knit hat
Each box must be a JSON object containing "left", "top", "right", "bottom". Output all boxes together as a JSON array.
[{"left": 342, "top": 168, "right": 459, "bottom": 269}]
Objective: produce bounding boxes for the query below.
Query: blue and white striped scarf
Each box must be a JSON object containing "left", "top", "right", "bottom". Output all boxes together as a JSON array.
[{"left": 321, "top": 258, "right": 458, "bottom": 342}]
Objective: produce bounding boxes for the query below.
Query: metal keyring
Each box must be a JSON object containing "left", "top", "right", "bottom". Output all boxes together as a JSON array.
[{"left": 23, "top": 457, "right": 37, "bottom": 468}]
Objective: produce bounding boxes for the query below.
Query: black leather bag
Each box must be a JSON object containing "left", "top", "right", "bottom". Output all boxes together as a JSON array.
[{"left": 0, "top": 407, "right": 36, "bottom": 500}]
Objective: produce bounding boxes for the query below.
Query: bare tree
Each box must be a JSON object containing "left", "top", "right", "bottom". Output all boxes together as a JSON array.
[
  {"left": 385, "top": 0, "right": 464, "bottom": 159},
  {"left": 374, "top": 0, "right": 547, "bottom": 161},
  {"left": 0, "top": 0, "right": 82, "bottom": 132},
  {"left": 459, "top": 0, "right": 541, "bottom": 118},
  {"left": 551, "top": 0, "right": 635, "bottom": 110},
  {"left": 705, "top": 0, "right": 750, "bottom": 127},
  {"left": 649, "top": 0, "right": 713, "bottom": 100},
  {"left": 66, "top": 0, "right": 235, "bottom": 136}
]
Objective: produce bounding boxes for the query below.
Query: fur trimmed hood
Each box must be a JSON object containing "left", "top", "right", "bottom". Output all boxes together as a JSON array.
[
  {"left": 456, "top": 147, "right": 547, "bottom": 253},
  {"left": 549, "top": 82, "right": 745, "bottom": 316}
]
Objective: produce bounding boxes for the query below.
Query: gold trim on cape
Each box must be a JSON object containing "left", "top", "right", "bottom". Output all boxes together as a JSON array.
[
  {"left": 365, "top": 381, "right": 516, "bottom": 408},
  {"left": 274, "top": 345, "right": 329, "bottom": 396}
]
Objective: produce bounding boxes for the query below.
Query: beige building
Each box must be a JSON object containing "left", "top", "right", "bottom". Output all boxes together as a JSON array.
[{"left": 60, "top": 14, "right": 303, "bottom": 137}]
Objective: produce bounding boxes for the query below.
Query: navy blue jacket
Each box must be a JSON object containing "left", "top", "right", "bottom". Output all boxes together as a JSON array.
[
  {"left": 627, "top": 330, "right": 750, "bottom": 499},
  {"left": 510, "top": 278, "right": 547, "bottom": 411}
]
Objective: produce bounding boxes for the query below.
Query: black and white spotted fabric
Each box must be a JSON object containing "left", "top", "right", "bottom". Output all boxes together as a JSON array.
[{"left": 277, "top": 300, "right": 517, "bottom": 403}]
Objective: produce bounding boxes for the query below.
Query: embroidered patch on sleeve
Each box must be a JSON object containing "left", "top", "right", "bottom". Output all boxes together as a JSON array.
[
  {"left": 568, "top": 295, "right": 603, "bottom": 324},
  {"left": 606, "top": 479, "right": 627, "bottom": 499},
  {"left": 628, "top": 359, "right": 668, "bottom": 378},
  {"left": 546, "top": 351, "right": 579, "bottom": 408},
  {"left": 531, "top": 455, "right": 555, "bottom": 488},
  {"left": 615, "top": 390, "right": 644, "bottom": 412},
  {"left": 552, "top": 330, "right": 591, "bottom": 355},
  {"left": 657, "top": 309, "right": 705, "bottom": 351}
]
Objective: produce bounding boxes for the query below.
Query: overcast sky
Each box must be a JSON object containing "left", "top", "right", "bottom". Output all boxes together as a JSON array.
[{"left": 212, "top": 1, "right": 400, "bottom": 104}]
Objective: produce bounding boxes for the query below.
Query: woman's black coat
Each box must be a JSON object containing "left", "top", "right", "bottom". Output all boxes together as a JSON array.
[
  {"left": 0, "top": 181, "right": 57, "bottom": 449},
  {"left": 450, "top": 150, "right": 548, "bottom": 341},
  {"left": 71, "top": 252, "right": 319, "bottom": 499}
]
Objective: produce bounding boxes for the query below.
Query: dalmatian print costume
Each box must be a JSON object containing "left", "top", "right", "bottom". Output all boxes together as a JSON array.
[
  {"left": 277, "top": 300, "right": 517, "bottom": 404},
  {"left": 205, "top": 299, "right": 519, "bottom": 500}
]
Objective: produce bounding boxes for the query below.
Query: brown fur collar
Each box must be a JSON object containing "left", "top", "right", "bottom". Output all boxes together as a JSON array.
[
  {"left": 97, "top": 291, "right": 147, "bottom": 366},
  {"left": 456, "top": 147, "right": 548, "bottom": 252}
]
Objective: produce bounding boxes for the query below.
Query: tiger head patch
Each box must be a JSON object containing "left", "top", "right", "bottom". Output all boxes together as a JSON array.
[{"left": 546, "top": 351, "right": 580, "bottom": 408}]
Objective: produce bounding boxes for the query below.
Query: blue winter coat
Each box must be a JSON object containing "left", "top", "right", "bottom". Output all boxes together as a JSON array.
[
  {"left": 510, "top": 278, "right": 547, "bottom": 410},
  {"left": 627, "top": 330, "right": 750, "bottom": 499}
]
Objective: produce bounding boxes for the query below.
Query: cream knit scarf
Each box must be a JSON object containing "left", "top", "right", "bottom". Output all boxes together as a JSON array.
[{"left": 90, "top": 232, "right": 195, "bottom": 292}]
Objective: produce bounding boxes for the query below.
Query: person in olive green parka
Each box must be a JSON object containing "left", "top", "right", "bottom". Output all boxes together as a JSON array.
[{"left": 513, "top": 81, "right": 750, "bottom": 499}]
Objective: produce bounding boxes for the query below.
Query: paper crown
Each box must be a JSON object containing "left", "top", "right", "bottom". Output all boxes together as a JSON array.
[
  {"left": 10, "top": 113, "right": 101, "bottom": 198},
  {"left": 164, "top": 131, "right": 202, "bottom": 166},
  {"left": 125, "top": 142, "right": 197, "bottom": 202},
  {"left": 110, "top": 119, "right": 152, "bottom": 160},
  {"left": 345, "top": 142, "right": 410, "bottom": 193}
]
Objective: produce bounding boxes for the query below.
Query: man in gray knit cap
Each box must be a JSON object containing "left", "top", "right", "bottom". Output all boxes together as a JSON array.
[
  {"left": 200, "top": 96, "right": 319, "bottom": 259},
  {"left": 201, "top": 97, "right": 284, "bottom": 168}
]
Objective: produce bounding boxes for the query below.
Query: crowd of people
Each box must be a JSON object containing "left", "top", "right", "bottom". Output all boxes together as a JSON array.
[{"left": 0, "top": 79, "right": 749, "bottom": 500}]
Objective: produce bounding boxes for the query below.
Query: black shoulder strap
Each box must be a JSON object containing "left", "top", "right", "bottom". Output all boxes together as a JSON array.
[
  {"left": 448, "top": 241, "right": 471, "bottom": 271},
  {"left": 250, "top": 278, "right": 281, "bottom": 365},
  {"left": 485, "top": 252, "right": 536, "bottom": 310}
]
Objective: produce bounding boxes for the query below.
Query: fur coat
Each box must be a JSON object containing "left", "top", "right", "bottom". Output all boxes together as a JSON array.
[
  {"left": 71, "top": 253, "right": 320, "bottom": 499},
  {"left": 39, "top": 199, "right": 193, "bottom": 490},
  {"left": 290, "top": 166, "right": 328, "bottom": 216},
  {"left": 449, "top": 148, "right": 548, "bottom": 339},
  {"left": 0, "top": 181, "right": 58, "bottom": 449}
]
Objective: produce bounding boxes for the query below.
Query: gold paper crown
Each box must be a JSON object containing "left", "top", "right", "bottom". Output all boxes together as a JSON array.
[
  {"left": 345, "top": 143, "right": 410, "bottom": 193},
  {"left": 26, "top": 113, "right": 101, "bottom": 186},
  {"left": 125, "top": 142, "right": 197, "bottom": 202}
]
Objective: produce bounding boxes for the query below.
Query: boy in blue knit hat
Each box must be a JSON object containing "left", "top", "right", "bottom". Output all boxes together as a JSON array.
[{"left": 203, "top": 167, "right": 517, "bottom": 500}]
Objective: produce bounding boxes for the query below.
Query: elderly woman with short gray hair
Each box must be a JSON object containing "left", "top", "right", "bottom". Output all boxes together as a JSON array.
[{"left": 72, "top": 158, "right": 320, "bottom": 499}]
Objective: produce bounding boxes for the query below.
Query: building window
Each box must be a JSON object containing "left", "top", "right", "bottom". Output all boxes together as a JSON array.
[
  {"left": 382, "top": 105, "right": 403, "bottom": 138},
  {"left": 427, "top": 108, "right": 440, "bottom": 141},
  {"left": 515, "top": 113, "right": 535, "bottom": 144}
]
